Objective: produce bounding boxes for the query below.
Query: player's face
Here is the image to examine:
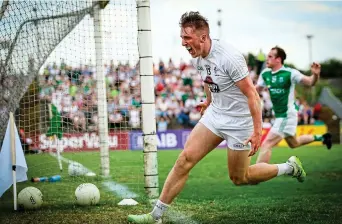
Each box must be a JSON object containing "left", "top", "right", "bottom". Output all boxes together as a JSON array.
[
  {"left": 180, "top": 26, "right": 205, "bottom": 58},
  {"left": 266, "top": 50, "right": 280, "bottom": 68}
]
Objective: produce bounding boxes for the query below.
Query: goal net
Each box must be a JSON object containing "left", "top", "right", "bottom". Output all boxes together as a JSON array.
[{"left": 0, "top": 0, "right": 158, "bottom": 208}]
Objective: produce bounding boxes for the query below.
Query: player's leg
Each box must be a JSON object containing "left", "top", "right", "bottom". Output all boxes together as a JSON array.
[
  {"left": 226, "top": 129, "right": 306, "bottom": 185},
  {"left": 158, "top": 122, "right": 223, "bottom": 204},
  {"left": 128, "top": 122, "right": 223, "bottom": 223},
  {"left": 228, "top": 148, "right": 306, "bottom": 185},
  {"left": 229, "top": 149, "right": 276, "bottom": 185},
  {"left": 283, "top": 113, "right": 332, "bottom": 149},
  {"left": 256, "top": 131, "right": 283, "bottom": 163},
  {"left": 256, "top": 117, "right": 287, "bottom": 163},
  {"left": 285, "top": 133, "right": 332, "bottom": 149}
]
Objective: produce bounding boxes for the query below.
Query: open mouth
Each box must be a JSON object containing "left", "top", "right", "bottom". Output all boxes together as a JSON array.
[{"left": 186, "top": 46, "right": 194, "bottom": 55}]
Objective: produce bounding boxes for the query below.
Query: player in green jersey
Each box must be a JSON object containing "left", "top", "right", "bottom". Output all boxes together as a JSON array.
[{"left": 256, "top": 46, "right": 332, "bottom": 164}]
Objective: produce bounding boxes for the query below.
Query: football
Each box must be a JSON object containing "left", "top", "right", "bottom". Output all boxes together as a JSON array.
[
  {"left": 68, "top": 162, "right": 88, "bottom": 176},
  {"left": 18, "top": 187, "right": 43, "bottom": 210},
  {"left": 75, "top": 183, "right": 100, "bottom": 206}
]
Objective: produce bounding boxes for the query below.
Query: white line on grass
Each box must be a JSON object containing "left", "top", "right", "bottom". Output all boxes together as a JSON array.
[
  {"left": 102, "top": 180, "right": 138, "bottom": 198},
  {"left": 166, "top": 210, "right": 199, "bottom": 224},
  {"left": 49, "top": 153, "right": 199, "bottom": 224},
  {"left": 49, "top": 152, "right": 71, "bottom": 163}
]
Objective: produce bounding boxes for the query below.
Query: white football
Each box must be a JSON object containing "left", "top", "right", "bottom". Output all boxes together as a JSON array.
[
  {"left": 18, "top": 187, "right": 43, "bottom": 210},
  {"left": 75, "top": 183, "right": 100, "bottom": 206},
  {"left": 68, "top": 162, "right": 88, "bottom": 176}
]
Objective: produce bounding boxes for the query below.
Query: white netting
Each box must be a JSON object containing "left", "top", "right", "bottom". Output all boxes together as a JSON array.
[{"left": 0, "top": 0, "right": 145, "bottom": 207}]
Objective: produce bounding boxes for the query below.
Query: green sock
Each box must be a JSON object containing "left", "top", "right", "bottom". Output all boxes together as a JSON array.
[{"left": 314, "top": 135, "right": 323, "bottom": 141}]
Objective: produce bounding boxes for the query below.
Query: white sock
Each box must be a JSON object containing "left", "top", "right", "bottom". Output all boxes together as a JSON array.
[
  {"left": 276, "top": 163, "right": 293, "bottom": 176},
  {"left": 151, "top": 200, "right": 169, "bottom": 220}
]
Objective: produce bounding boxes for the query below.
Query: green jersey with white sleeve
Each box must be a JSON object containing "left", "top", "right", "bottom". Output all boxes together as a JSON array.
[{"left": 257, "top": 66, "right": 304, "bottom": 118}]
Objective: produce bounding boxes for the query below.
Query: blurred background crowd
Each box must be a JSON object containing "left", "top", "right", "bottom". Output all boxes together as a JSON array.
[{"left": 38, "top": 54, "right": 321, "bottom": 133}]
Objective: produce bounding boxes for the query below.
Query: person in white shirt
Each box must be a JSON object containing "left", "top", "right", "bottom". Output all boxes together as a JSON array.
[{"left": 128, "top": 11, "right": 306, "bottom": 224}]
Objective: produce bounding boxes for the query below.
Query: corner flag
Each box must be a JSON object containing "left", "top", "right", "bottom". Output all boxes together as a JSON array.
[{"left": 0, "top": 114, "right": 28, "bottom": 198}]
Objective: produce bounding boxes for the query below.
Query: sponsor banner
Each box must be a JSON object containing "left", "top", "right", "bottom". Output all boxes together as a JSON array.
[
  {"left": 32, "top": 132, "right": 129, "bottom": 152},
  {"left": 130, "top": 129, "right": 229, "bottom": 150},
  {"left": 26, "top": 125, "right": 324, "bottom": 152},
  {"left": 130, "top": 130, "right": 184, "bottom": 150},
  {"left": 130, "top": 125, "right": 318, "bottom": 150},
  {"left": 278, "top": 125, "right": 327, "bottom": 146}
]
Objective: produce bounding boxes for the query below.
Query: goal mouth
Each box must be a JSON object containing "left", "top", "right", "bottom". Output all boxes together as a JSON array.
[{"left": 0, "top": 0, "right": 158, "bottom": 210}]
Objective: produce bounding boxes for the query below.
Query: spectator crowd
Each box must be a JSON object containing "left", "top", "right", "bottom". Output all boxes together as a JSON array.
[{"left": 39, "top": 57, "right": 318, "bottom": 132}]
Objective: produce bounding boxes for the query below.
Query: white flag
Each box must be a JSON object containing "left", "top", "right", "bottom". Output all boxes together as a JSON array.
[{"left": 0, "top": 119, "right": 28, "bottom": 197}]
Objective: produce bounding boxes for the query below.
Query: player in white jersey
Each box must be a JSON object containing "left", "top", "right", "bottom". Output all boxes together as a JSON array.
[
  {"left": 256, "top": 46, "right": 332, "bottom": 164},
  {"left": 128, "top": 12, "right": 306, "bottom": 224}
]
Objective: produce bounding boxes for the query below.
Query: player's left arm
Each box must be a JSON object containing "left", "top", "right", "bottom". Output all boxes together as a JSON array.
[
  {"left": 297, "top": 62, "right": 321, "bottom": 86},
  {"left": 224, "top": 54, "right": 262, "bottom": 155},
  {"left": 235, "top": 76, "right": 263, "bottom": 156}
]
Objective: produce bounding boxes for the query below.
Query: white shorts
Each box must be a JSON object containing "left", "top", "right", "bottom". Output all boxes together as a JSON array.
[
  {"left": 270, "top": 115, "right": 298, "bottom": 138},
  {"left": 199, "top": 106, "right": 253, "bottom": 150}
]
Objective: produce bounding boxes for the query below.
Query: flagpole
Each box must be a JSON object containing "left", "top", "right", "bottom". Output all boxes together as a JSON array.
[
  {"left": 9, "top": 112, "right": 17, "bottom": 211},
  {"left": 48, "top": 104, "right": 63, "bottom": 172}
]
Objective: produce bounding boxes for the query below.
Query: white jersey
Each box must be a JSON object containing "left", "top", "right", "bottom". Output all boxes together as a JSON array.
[{"left": 192, "top": 39, "right": 250, "bottom": 117}]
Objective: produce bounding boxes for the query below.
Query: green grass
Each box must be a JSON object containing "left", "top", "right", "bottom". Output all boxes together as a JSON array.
[{"left": 1, "top": 146, "right": 342, "bottom": 224}]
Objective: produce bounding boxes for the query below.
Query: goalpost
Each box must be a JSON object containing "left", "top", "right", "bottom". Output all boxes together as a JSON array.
[
  {"left": 0, "top": 0, "right": 159, "bottom": 206},
  {"left": 93, "top": 0, "right": 159, "bottom": 198},
  {"left": 93, "top": 1, "right": 110, "bottom": 178},
  {"left": 137, "top": 0, "right": 159, "bottom": 198}
]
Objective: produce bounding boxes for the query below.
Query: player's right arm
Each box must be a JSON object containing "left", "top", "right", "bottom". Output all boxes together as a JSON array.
[
  {"left": 255, "top": 71, "right": 267, "bottom": 93},
  {"left": 203, "top": 83, "right": 212, "bottom": 104},
  {"left": 198, "top": 83, "right": 211, "bottom": 115}
]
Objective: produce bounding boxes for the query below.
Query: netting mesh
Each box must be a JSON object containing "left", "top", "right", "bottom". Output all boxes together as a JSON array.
[
  {"left": 0, "top": 0, "right": 94, "bottom": 141},
  {"left": 0, "top": 0, "right": 145, "bottom": 206}
]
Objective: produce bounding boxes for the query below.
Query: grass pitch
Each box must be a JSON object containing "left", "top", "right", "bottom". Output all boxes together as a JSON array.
[{"left": 1, "top": 146, "right": 342, "bottom": 224}]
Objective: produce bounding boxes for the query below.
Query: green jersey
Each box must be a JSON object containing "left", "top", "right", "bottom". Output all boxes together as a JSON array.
[{"left": 257, "top": 66, "right": 304, "bottom": 118}]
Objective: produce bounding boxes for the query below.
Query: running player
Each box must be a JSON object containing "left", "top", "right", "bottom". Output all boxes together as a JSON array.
[
  {"left": 128, "top": 12, "right": 306, "bottom": 224},
  {"left": 256, "top": 46, "right": 332, "bottom": 164}
]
